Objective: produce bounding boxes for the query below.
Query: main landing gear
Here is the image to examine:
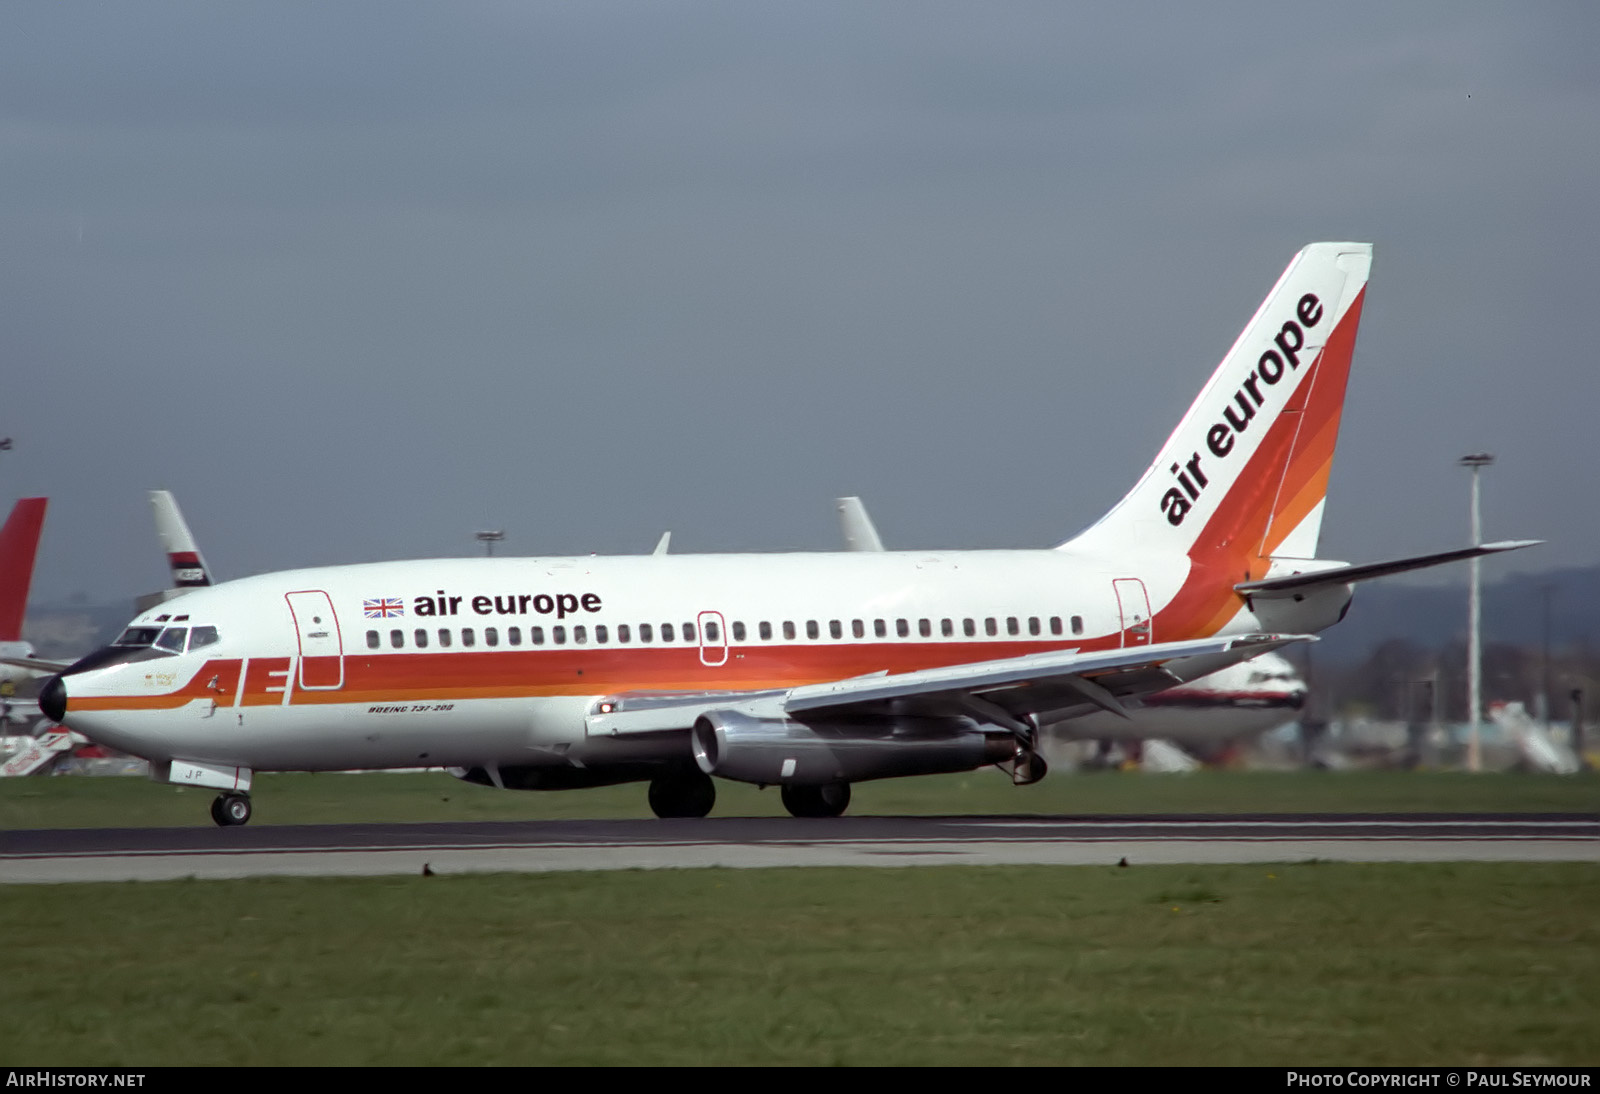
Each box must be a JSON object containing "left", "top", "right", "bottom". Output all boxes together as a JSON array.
[
  {"left": 210, "top": 792, "right": 252, "bottom": 827},
  {"left": 780, "top": 782, "right": 851, "bottom": 818},
  {"left": 648, "top": 769, "right": 716, "bottom": 819}
]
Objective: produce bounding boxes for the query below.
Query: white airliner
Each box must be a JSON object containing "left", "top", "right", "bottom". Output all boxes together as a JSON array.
[
  {"left": 43, "top": 244, "right": 1537, "bottom": 826},
  {"left": 1061, "top": 653, "right": 1305, "bottom": 758}
]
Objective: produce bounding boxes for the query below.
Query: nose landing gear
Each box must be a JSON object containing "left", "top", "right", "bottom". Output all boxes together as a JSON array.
[{"left": 210, "top": 792, "right": 252, "bottom": 827}]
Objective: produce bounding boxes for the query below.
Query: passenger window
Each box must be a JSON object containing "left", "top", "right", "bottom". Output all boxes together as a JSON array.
[
  {"left": 595, "top": 625, "right": 608, "bottom": 644},
  {"left": 783, "top": 621, "right": 795, "bottom": 641},
  {"left": 462, "top": 628, "right": 476, "bottom": 648},
  {"left": 531, "top": 626, "right": 545, "bottom": 645},
  {"left": 919, "top": 619, "right": 931, "bottom": 638},
  {"left": 485, "top": 627, "right": 499, "bottom": 647},
  {"left": 1049, "top": 617, "right": 1062, "bottom": 636},
  {"left": 367, "top": 630, "right": 380, "bottom": 650},
  {"left": 438, "top": 629, "right": 452, "bottom": 648},
  {"left": 155, "top": 627, "right": 188, "bottom": 653},
  {"left": 829, "top": 620, "right": 842, "bottom": 640},
  {"left": 732, "top": 621, "right": 745, "bottom": 642},
  {"left": 985, "top": 617, "right": 997, "bottom": 636},
  {"left": 704, "top": 621, "right": 718, "bottom": 642},
  {"left": 759, "top": 621, "right": 772, "bottom": 640},
  {"left": 963, "top": 618, "right": 975, "bottom": 637},
  {"left": 1028, "top": 617, "right": 1041, "bottom": 636},
  {"left": 414, "top": 629, "right": 429, "bottom": 649},
  {"left": 509, "top": 626, "right": 522, "bottom": 646},
  {"left": 851, "top": 620, "right": 864, "bottom": 639},
  {"left": 617, "top": 624, "right": 630, "bottom": 643},
  {"left": 639, "top": 623, "right": 653, "bottom": 642},
  {"left": 1071, "top": 615, "right": 1084, "bottom": 635},
  {"left": 553, "top": 626, "right": 567, "bottom": 645},
  {"left": 683, "top": 623, "right": 695, "bottom": 642},
  {"left": 573, "top": 626, "right": 587, "bottom": 644},
  {"left": 661, "top": 623, "right": 674, "bottom": 642},
  {"left": 874, "top": 619, "right": 886, "bottom": 638},
  {"left": 941, "top": 618, "right": 953, "bottom": 637},
  {"left": 897, "top": 619, "right": 909, "bottom": 638},
  {"left": 391, "top": 630, "right": 405, "bottom": 649},
  {"left": 804, "top": 620, "right": 817, "bottom": 640},
  {"left": 1007, "top": 617, "right": 1019, "bottom": 636}
]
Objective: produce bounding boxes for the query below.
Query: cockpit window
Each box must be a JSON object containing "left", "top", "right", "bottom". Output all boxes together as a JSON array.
[
  {"left": 154, "top": 627, "right": 189, "bottom": 653},
  {"left": 113, "top": 627, "right": 163, "bottom": 647},
  {"left": 189, "top": 626, "right": 220, "bottom": 652}
]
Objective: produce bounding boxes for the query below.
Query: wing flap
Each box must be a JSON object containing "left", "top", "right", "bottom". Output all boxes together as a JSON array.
[
  {"left": 783, "top": 633, "right": 1307, "bottom": 717},
  {"left": 584, "top": 634, "right": 1314, "bottom": 738}
]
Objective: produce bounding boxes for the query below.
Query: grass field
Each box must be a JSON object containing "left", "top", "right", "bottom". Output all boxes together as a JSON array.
[
  {"left": 2, "top": 862, "right": 1596, "bottom": 1066},
  {"left": 1, "top": 767, "right": 1595, "bottom": 829}
]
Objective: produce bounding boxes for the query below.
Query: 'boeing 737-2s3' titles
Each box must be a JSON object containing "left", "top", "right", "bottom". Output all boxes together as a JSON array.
[{"left": 43, "top": 244, "right": 1539, "bottom": 825}]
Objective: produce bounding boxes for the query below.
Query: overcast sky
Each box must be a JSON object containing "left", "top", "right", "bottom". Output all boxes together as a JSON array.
[{"left": 4, "top": 2, "right": 1597, "bottom": 605}]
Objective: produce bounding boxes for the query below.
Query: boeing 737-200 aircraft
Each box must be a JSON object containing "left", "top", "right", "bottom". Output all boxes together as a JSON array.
[{"left": 42, "top": 244, "right": 1536, "bottom": 825}]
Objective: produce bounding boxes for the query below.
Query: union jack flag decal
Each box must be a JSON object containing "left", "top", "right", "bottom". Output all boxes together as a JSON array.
[{"left": 363, "top": 597, "right": 405, "bottom": 618}]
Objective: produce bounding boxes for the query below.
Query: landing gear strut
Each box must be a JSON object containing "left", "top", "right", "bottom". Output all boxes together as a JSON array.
[
  {"left": 648, "top": 769, "right": 716, "bottom": 819},
  {"left": 781, "top": 782, "right": 851, "bottom": 818},
  {"left": 210, "top": 792, "right": 252, "bottom": 827}
]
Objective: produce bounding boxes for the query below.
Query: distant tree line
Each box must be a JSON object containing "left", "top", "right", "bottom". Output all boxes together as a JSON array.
[{"left": 1311, "top": 639, "right": 1598, "bottom": 725}]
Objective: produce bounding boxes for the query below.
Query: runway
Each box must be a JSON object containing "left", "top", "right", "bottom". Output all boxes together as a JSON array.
[{"left": 3, "top": 813, "right": 1596, "bottom": 883}]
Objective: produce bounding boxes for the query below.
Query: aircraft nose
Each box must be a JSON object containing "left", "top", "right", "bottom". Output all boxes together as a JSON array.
[{"left": 39, "top": 675, "right": 67, "bottom": 722}]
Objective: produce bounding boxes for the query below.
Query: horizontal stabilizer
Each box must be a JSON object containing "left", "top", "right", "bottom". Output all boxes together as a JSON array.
[{"left": 1235, "top": 539, "right": 1542, "bottom": 595}]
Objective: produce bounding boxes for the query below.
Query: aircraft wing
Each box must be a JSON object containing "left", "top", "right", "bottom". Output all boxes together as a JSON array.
[
  {"left": 585, "top": 632, "right": 1312, "bottom": 737},
  {"left": 1236, "top": 540, "right": 1542, "bottom": 596},
  {"left": 0, "top": 655, "right": 70, "bottom": 674}
]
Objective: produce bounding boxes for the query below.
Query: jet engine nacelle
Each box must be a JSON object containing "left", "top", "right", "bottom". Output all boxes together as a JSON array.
[{"left": 692, "top": 709, "right": 1014, "bottom": 786}]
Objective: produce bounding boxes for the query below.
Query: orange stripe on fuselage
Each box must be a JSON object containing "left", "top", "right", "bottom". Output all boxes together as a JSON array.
[{"left": 67, "top": 636, "right": 1123, "bottom": 712}]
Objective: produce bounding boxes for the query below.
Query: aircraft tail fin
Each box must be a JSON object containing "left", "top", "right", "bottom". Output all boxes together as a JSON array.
[
  {"left": 0, "top": 498, "right": 47, "bottom": 641},
  {"left": 149, "top": 490, "right": 213, "bottom": 589},
  {"left": 1064, "top": 242, "right": 1371, "bottom": 574}
]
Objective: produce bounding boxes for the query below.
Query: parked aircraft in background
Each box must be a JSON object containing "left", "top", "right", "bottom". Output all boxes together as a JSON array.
[
  {"left": 134, "top": 490, "right": 215, "bottom": 613},
  {"left": 0, "top": 498, "right": 51, "bottom": 689},
  {"left": 43, "top": 243, "right": 1539, "bottom": 826}
]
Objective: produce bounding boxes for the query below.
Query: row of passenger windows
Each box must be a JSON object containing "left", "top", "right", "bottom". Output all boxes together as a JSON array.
[{"left": 364, "top": 614, "right": 1086, "bottom": 651}]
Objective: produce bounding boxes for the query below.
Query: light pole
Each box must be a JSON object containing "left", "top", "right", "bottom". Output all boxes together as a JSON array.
[
  {"left": 1539, "top": 582, "right": 1554, "bottom": 733},
  {"left": 1459, "top": 453, "right": 1494, "bottom": 772},
  {"left": 475, "top": 530, "right": 505, "bottom": 557}
]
